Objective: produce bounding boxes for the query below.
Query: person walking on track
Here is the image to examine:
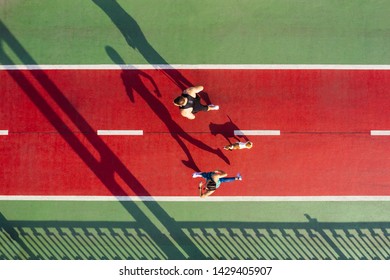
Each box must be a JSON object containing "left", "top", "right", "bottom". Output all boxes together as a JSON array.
[
  {"left": 173, "top": 86, "right": 219, "bottom": 120},
  {"left": 193, "top": 170, "right": 242, "bottom": 198}
]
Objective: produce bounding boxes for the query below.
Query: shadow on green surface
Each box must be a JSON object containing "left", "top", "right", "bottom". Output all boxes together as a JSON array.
[
  {"left": 105, "top": 46, "right": 230, "bottom": 171},
  {"left": 92, "top": 0, "right": 192, "bottom": 90},
  {"left": 1, "top": 211, "right": 389, "bottom": 260},
  {"left": 0, "top": 19, "right": 204, "bottom": 259},
  {"left": 1, "top": 6, "right": 389, "bottom": 261}
]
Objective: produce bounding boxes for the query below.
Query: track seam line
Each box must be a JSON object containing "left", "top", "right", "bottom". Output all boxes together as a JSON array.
[
  {"left": 2, "top": 64, "right": 390, "bottom": 70},
  {"left": 1, "top": 195, "right": 390, "bottom": 202}
]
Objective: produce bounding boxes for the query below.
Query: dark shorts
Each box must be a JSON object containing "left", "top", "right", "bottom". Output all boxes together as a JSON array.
[
  {"left": 191, "top": 96, "right": 208, "bottom": 114},
  {"left": 201, "top": 172, "right": 220, "bottom": 189}
]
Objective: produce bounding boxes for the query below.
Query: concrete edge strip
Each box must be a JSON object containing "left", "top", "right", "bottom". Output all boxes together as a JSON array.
[
  {"left": 0, "top": 195, "right": 389, "bottom": 202},
  {"left": 2, "top": 64, "right": 390, "bottom": 70}
]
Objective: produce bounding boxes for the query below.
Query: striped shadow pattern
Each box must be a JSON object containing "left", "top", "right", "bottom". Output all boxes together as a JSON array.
[{"left": 1, "top": 213, "right": 389, "bottom": 260}]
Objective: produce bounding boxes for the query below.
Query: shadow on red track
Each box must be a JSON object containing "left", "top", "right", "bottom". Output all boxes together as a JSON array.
[
  {"left": 106, "top": 46, "right": 230, "bottom": 171},
  {"left": 209, "top": 115, "right": 250, "bottom": 145},
  {"left": 0, "top": 19, "right": 204, "bottom": 259},
  {"left": 92, "top": 0, "right": 192, "bottom": 90},
  {"left": 93, "top": 0, "right": 231, "bottom": 169}
]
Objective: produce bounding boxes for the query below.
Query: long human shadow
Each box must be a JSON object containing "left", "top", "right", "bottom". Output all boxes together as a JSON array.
[
  {"left": 0, "top": 20, "right": 204, "bottom": 259},
  {"left": 106, "top": 46, "right": 229, "bottom": 170},
  {"left": 209, "top": 115, "right": 250, "bottom": 145},
  {"left": 92, "top": 0, "right": 192, "bottom": 90}
]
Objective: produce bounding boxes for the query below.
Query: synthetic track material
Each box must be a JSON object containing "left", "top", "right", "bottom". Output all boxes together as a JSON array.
[{"left": 2, "top": 69, "right": 390, "bottom": 196}]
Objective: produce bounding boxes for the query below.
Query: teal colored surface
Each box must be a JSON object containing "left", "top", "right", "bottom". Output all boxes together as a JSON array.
[{"left": 1, "top": 0, "right": 390, "bottom": 64}]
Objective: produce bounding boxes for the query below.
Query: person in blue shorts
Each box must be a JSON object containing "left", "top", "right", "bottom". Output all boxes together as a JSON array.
[{"left": 193, "top": 170, "right": 242, "bottom": 198}]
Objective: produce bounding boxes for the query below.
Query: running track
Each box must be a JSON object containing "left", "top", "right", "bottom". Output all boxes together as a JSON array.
[{"left": 2, "top": 68, "right": 390, "bottom": 197}]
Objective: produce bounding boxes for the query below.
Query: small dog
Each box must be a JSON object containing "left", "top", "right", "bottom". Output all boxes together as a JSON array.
[{"left": 224, "top": 141, "right": 253, "bottom": 151}]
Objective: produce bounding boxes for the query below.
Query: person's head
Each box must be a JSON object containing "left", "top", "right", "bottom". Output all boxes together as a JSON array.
[
  {"left": 245, "top": 141, "right": 253, "bottom": 149},
  {"left": 173, "top": 96, "right": 186, "bottom": 106}
]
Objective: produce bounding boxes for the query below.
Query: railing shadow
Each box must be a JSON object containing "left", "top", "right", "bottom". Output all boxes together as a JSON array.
[
  {"left": 1, "top": 211, "right": 389, "bottom": 260},
  {"left": 0, "top": 20, "right": 204, "bottom": 259}
]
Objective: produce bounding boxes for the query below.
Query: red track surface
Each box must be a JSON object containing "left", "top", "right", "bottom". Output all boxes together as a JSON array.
[{"left": 2, "top": 69, "right": 390, "bottom": 196}]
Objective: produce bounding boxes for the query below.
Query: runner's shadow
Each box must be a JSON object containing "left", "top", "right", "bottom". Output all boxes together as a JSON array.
[
  {"left": 209, "top": 115, "right": 250, "bottom": 145},
  {"left": 106, "top": 46, "right": 230, "bottom": 170},
  {"left": 0, "top": 20, "right": 205, "bottom": 259},
  {"left": 92, "top": 0, "right": 192, "bottom": 91}
]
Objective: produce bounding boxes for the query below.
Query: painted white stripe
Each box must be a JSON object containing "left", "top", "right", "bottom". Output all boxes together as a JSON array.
[
  {"left": 97, "top": 130, "right": 143, "bottom": 136},
  {"left": 0, "top": 130, "right": 9, "bottom": 135},
  {"left": 0, "top": 195, "right": 389, "bottom": 202},
  {"left": 2, "top": 64, "right": 390, "bottom": 70},
  {"left": 370, "top": 130, "right": 390, "bottom": 136},
  {"left": 235, "top": 130, "right": 280, "bottom": 136}
]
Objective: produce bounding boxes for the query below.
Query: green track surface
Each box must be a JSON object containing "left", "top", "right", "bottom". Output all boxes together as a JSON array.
[
  {"left": 1, "top": 201, "right": 389, "bottom": 259},
  {"left": 1, "top": 0, "right": 390, "bottom": 64}
]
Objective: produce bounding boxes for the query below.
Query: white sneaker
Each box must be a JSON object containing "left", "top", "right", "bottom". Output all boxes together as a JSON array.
[
  {"left": 208, "top": 104, "right": 219, "bottom": 110},
  {"left": 236, "top": 173, "right": 242, "bottom": 180},
  {"left": 192, "top": 172, "right": 202, "bottom": 178}
]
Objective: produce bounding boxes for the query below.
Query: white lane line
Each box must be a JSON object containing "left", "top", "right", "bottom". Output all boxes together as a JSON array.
[
  {"left": 0, "top": 130, "right": 9, "bottom": 135},
  {"left": 97, "top": 130, "right": 143, "bottom": 136},
  {"left": 235, "top": 130, "right": 280, "bottom": 136},
  {"left": 370, "top": 130, "right": 390, "bottom": 136},
  {"left": 2, "top": 64, "right": 390, "bottom": 70},
  {"left": 0, "top": 196, "right": 389, "bottom": 202}
]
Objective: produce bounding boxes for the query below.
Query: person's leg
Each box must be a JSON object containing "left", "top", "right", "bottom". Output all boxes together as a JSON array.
[
  {"left": 220, "top": 173, "right": 242, "bottom": 183},
  {"left": 193, "top": 171, "right": 212, "bottom": 179},
  {"left": 192, "top": 100, "right": 210, "bottom": 113},
  {"left": 219, "top": 177, "right": 237, "bottom": 183},
  {"left": 193, "top": 95, "right": 219, "bottom": 112}
]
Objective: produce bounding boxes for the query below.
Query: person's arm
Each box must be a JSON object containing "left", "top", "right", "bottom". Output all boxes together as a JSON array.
[
  {"left": 184, "top": 86, "right": 204, "bottom": 98},
  {"left": 198, "top": 182, "right": 203, "bottom": 197},
  {"left": 214, "top": 170, "right": 227, "bottom": 177},
  {"left": 180, "top": 108, "right": 195, "bottom": 120},
  {"left": 200, "top": 190, "right": 215, "bottom": 198}
]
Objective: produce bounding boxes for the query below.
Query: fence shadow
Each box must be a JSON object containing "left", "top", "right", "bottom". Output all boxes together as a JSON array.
[{"left": 1, "top": 211, "right": 389, "bottom": 260}]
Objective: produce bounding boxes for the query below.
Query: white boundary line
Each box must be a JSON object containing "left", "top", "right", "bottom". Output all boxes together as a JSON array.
[
  {"left": 235, "top": 130, "right": 280, "bottom": 136},
  {"left": 0, "top": 195, "right": 389, "bottom": 202},
  {"left": 97, "top": 130, "right": 143, "bottom": 136},
  {"left": 0, "top": 130, "right": 9, "bottom": 135},
  {"left": 370, "top": 130, "right": 390, "bottom": 136},
  {"left": 2, "top": 64, "right": 390, "bottom": 70}
]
